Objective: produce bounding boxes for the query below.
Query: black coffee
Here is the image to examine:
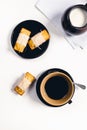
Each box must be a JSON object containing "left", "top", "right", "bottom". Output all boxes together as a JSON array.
[{"left": 45, "top": 76, "right": 69, "bottom": 100}]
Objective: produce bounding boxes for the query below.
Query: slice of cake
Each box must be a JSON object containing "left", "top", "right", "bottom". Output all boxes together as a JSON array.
[
  {"left": 14, "top": 72, "right": 35, "bottom": 95},
  {"left": 28, "top": 30, "right": 50, "bottom": 50},
  {"left": 14, "top": 28, "right": 31, "bottom": 53}
]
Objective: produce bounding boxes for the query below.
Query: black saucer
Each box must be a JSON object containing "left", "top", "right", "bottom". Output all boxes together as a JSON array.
[
  {"left": 11, "top": 20, "right": 50, "bottom": 59},
  {"left": 36, "top": 68, "right": 75, "bottom": 107}
]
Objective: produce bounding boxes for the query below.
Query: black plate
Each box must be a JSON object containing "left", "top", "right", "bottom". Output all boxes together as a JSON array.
[
  {"left": 36, "top": 68, "right": 75, "bottom": 107},
  {"left": 11, "top": 20, "right": 50, "bottom": 59}
]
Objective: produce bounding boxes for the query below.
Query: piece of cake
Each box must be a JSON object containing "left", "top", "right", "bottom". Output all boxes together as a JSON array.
[
  {"left": 14, "top": 28, "right": 31, "bottom": 53},
  {"left": 14, "top": 72, "right": 35, "bottom": 95},
  {"left": 28, "top": 30, "right": 50, "bottom": 50}
]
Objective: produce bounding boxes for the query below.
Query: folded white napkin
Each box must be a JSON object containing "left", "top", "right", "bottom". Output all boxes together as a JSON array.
[{"left": 36, "top": 0, "right": 87, "bottom": 49}]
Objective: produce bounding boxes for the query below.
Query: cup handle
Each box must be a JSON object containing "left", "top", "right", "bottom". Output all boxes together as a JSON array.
[{"left": 68, "top": 100, "right": 72, "bottom": 104}]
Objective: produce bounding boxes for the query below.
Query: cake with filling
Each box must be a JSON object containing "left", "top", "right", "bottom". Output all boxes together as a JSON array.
[
  {"left": 14, "top": 28, "right": 31, "bottom": 53},
  {"left": 14, "top": 72, "right": 35, "bottom": 95},
  {"left": 28, "top": 30, "right": 50, "bottom": 50}
]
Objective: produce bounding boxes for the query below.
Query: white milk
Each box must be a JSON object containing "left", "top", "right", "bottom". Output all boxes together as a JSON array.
[{"left": 69, "top": 8, "right": 87, "bottom": 27}]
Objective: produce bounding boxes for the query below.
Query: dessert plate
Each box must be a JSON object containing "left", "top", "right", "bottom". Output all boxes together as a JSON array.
[{"left": 11, "top": 20, "right": 50, "bottom": 59}]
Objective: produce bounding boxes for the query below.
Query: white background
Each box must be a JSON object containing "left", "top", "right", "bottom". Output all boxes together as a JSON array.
[{"left": 0, "top": 0, "right": 87, "bottom": 130}]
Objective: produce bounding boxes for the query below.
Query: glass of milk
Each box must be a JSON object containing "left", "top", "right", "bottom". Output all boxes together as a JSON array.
[{"left": 62, "top": 3, "right": 87, "bottom": 35}]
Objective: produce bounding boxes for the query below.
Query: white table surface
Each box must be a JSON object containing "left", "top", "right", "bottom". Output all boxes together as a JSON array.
[{"left": 0, "top": 0, "right": 87, "bottom": 130}]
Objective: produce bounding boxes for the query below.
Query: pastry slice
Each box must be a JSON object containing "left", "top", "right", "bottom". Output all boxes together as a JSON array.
[
  {"left": 14, "top": 28, "right": 31, "bottom": 53},
  {"left": 28, "top": 30, "right": 50, "bottom": 50},
  {"left": 14, "top": 72, "right": 35, "bottom": 95}
]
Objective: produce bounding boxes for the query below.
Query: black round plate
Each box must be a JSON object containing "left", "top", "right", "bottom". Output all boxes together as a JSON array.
[
  {"left": 36, "top": 68, "right": 75, "bottom": 107},
  {"left": 11, "top": 20, "right": 50, "bottom": 59}
]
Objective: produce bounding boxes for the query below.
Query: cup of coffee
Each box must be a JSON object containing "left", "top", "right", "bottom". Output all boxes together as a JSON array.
[
  {"left": 36, "top": 68, "right": 75, "bottom": 107},
  {"left": 61, "top": 3, "right": 87, "bottom": 35},
  {"left": 36, "top": 68, "right": 86, "bottom": 107}
]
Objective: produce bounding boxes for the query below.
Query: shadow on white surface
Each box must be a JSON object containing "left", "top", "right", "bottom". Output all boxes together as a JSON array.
[
  {"left": 28, "top": 82, "right": 42, "bottom": 105},
  {"left": 7, "top": 24, "right": 20, "bottom": 58},
  {"left": 11, "top": 74, "right": 24, "bottom": 95},
  {"left": 27, "top": 72, "right": 46, "bottom": 105}
]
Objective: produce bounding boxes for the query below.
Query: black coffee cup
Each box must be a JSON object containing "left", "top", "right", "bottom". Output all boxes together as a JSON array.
[
  {"left": 39, "top": 72, "right": 74, "bottom": 106},
  {"left": 36, "top": 68, "right": 86, "bottom": 107},
  {"left": 36, "top": 68, "right": 75, "bottom": 107},
  {"left": 62, "top": 3, "right": 87, "bottom": 35}
]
